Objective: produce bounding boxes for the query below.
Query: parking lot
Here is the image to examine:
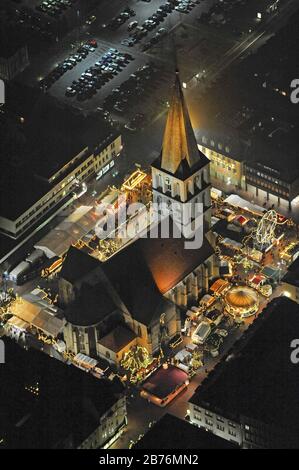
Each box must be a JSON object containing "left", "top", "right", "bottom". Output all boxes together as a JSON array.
[
  {"left": 44, "top": 41, "right": 135, "bottom": 101},
  {"left": 19, "top": 0, "right": 217, "bottom": 110},
  {"left": 17, "top": 0, "right": 278, "bottom": 127}
]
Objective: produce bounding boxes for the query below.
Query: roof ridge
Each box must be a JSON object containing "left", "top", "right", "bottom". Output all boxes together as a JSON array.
[{"left": 161, "top": 72, "right": 203, "bottom": 174}]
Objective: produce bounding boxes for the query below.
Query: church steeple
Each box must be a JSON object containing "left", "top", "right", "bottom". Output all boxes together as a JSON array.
[
  {"left": 161, "top": 71, "right": 206, "bottom": 176},
  {"left": 151, "top": 71, "right": 212, "bottom": 232}
]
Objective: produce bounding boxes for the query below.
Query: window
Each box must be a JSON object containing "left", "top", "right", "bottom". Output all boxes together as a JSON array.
[{"left": 165, "top": 177, "right": 171, "bottom": 191}]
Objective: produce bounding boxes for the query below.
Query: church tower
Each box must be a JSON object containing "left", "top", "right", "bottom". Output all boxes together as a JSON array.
[{"left": 151, "top": 72, "right": 212, "bottom": 234}]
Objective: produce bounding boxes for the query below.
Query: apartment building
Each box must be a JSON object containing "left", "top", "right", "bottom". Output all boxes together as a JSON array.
[{"left": 195, "top": 128, "right": 247, "bottom": 189}]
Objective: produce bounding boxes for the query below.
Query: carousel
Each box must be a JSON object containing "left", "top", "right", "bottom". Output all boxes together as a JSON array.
[{"left": 224, "top": 286, "right": 259, "bottom": 318}]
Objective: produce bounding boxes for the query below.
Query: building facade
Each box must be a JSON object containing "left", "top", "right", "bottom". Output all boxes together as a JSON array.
[
  {"left": 195, "top": 129, "right": 246, "bottom": 189},
  {"left": 77, "top": 394, "right": 127, "bottom": 450},
  {"left": 245, "top": 160, "right": 299, "bottom": 211},
  {"left": 0, "top": 45, "right": 29, "bottom": 81},
  {"left": 188, "top": 297, "right": 299, "bottom": 449}
]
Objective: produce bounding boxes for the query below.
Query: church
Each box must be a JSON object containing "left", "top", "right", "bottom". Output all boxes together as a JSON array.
[{"left": 58, "top": 73, "right": 218, "bottom": 365}]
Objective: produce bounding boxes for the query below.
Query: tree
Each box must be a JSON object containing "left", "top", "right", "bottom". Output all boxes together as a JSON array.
[
  {"left": 191, "top": 350, "right": 203, "bottom": 370},
  {"left": 121, "top": 346, "right": 153, "bottom": 381}
]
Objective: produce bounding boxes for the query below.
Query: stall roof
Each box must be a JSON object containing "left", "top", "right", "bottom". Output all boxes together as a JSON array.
[
  {"left": 224, "top": 194, "right": 265, "bottom": 216},
  {"left": 74, "top": 353, "right": 98, "bottom": 369},
  {"left": 9, "top": 298, "right": 65, "bottom": 338},
  {"left": 7, "top": 316, "right": 29, "bottom": 331},
  {"left": 35, "top": 205, "right": 97, "bottom": 258}
]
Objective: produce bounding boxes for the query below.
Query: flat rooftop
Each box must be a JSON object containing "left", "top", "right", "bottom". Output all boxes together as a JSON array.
[{"left": 142, "top": 365, "right": 188, "bottom": 400}]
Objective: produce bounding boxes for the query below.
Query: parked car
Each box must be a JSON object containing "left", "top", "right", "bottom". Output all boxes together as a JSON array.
[{"left": 128, "top": 20, "right": 138, "bottom": 31}]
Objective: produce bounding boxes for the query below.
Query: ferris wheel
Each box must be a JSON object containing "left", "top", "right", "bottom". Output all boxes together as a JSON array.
[{"left": 255, "top": 210, "right": 278, "bottom": 248}]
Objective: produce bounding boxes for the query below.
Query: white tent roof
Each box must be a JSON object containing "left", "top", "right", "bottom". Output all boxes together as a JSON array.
[
  {"left": 9, "top": 297, "right": 65, "bottom": 338},
  {"left": 224, "top": 194, "right": 264, "bottom": 216},
  {"left": 35, "top": 205, "right": 96, "bottom": 258}
]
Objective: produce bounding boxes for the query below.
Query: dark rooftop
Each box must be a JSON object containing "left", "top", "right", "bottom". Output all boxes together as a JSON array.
[
  {"left": 137, "top": 232, "right": 215, "bottom": 295},
  {"left": 60, "top": 246, "right": 100, "bottom": 284},
  {"left": 60, "top": 217, "right": 214, "bottom": 327},
  {"left": 134, "top": 414, "right": 238, "bottom": 449},
  {"left": 0, "top": 13, "right": 27, "bottom": 59},
  {"left": 64, "top": 281, "right": 118, "bottom": 327},
  {"left": 0, "top": 338, "right": 124, "bottom": 449},
  {"left": 98, "top": 324, "right": 136, "bottom": 353},
  {"left": 100, "top": 240, "right": 174, "bottom": 327},
  {"left": 282, "top": 257, "right": 299, "bottom": 288},
  {"left": 151, "top": 150, "right": 210, "bottom": 181},
  {"left": 189, "top": 297, "right": 299, "bottom": 447}
]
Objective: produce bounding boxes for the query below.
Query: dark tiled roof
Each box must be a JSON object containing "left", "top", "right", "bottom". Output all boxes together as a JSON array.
[
  {"left": 61, "top": 221, "right": 214, "bottom": 326},
  {"left": 98, "top": 324, "right": 136, "bottom": 353},
  {"left": 64, "top": 281, "right": 117, "bottom": 327},
  {"left": 100, "top": 242, "right": 173, "bottom": 326},
  {"left": 138, "top": 233, "right": 215, "bottom": 294},
  {"left": 152, "top": 150, "right": 210, "bottom": 181},
  {"left": 60, "top": 246, "right": 100, "bottom": 284}
]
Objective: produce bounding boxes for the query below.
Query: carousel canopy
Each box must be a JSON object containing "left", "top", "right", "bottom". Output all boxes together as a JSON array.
[{"left": 225, "top": 286, "right": 259, "bottom": 311}]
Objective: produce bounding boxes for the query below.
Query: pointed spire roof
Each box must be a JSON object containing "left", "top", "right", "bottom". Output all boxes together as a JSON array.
[{"left": 160, "top": 71, "right": 208, "bottom": 176}]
